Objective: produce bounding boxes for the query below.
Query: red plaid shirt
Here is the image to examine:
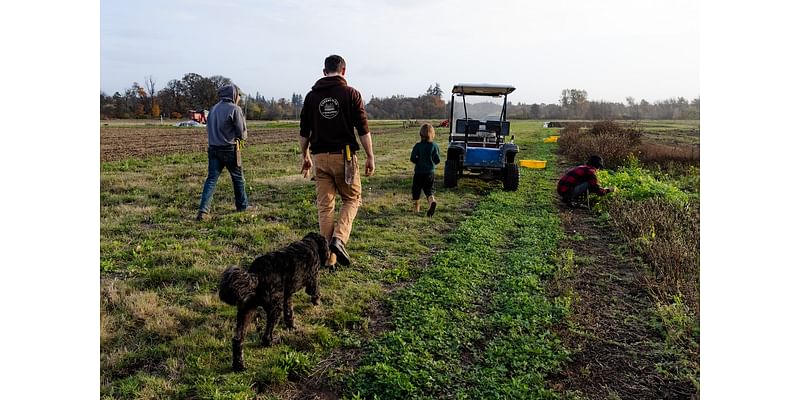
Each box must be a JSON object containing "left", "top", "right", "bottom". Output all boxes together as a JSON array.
[{"left": 557, "top": 165, "right": 608, "bottom": 197}]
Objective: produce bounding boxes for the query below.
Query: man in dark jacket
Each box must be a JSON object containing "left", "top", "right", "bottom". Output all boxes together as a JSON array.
[
  {"left": 557, "top": 155, "right": 614, "bottom": 207},
  {"left": 196, "top": 84, "right": 249, "bottom": 221},
  {"left": 299, "top": 55, "right": 375, "bottom": 268}
]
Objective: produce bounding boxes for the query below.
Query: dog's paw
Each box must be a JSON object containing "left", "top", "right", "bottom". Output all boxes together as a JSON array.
[
  {"left": 311, "top": 297, "right": 321, "bottom": 306},
  {"left": 260, "top": 337, "right": 275, "bottom": 347},
  {"left": 233, "top": 362, "right": 246, "bottom": 372}
]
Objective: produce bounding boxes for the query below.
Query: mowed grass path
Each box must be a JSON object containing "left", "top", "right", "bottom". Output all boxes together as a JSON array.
[
  {"left": 101, "top": 121, "right": 540, "bottom": 399},
  {"left": 347, "top": 123, "right": 570, "bottom": 399}
]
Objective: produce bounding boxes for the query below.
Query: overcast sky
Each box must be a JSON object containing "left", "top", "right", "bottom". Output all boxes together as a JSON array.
[{"left": 100, "top": 0, "right": 698, "bottom": 104}]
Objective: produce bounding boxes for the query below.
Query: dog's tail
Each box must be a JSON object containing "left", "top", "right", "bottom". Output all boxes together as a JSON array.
[{"left": 219, "top": 266, "right": 257, "bottom": 306}]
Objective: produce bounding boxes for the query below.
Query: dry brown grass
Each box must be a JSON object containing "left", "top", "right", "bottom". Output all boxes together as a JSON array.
[
  {"left": 638, "top": 142, "right": 700, "bottom": 164},
  {"left": 101, "top": 279, "right": 199, "bottom": 340}
]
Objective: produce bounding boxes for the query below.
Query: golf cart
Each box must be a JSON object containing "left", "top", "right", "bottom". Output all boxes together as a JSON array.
[{"left": 443, "top": 84, "right": 519, "bottom": 191}]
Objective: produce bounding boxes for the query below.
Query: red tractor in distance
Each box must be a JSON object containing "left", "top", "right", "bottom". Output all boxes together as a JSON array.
[{"left": 188, "top": 109, "right": 208, "bottom": 124}]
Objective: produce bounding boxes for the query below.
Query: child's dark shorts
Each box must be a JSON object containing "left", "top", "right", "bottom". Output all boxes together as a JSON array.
[{"left": 412, "top": 172, "right": 434, "bottom": 200}]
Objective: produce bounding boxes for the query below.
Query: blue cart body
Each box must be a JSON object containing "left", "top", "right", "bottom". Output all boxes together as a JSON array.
[{"left": 464, "top": 147, "right": 505, "bottom": 168}]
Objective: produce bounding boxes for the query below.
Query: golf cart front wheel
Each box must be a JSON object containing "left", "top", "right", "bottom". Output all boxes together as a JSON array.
[
  {"left": 444, "top": 159, "right": 459, "bottom": 188},
  {"left": 503, "top": 163, "right": 519, "bottom": 191}
]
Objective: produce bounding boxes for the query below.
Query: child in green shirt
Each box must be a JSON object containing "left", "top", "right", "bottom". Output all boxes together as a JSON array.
[{"left": 410, "top": 124, "right": 441, "bottom": 216}]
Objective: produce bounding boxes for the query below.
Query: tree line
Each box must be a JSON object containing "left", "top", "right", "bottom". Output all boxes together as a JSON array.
[
  {"left": 99, "top": 73, "right": 306, "bottom": 121},
  {"left": 100, "top": 74, "right": 698, "bottom": 121},
  {"left": 364, "top": 86, "right": 699, "bottom": 120}
]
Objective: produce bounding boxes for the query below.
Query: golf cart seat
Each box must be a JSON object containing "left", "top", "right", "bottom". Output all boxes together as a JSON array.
[
  {"left": 454, "top": 119, "right": 509, "bottom": 136},
  {"left": 485, "top": 120, "right": 510, "bottom": 135},
  {"left": 455, "top": 119, "right": 481, "bottom": 134},
  {"left": 453, "top": 118, "right": 501, "bottom": 146}
]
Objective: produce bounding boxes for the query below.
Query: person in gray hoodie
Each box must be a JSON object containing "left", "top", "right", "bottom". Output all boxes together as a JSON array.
[{"left": 196, "top": 84, "right": 249, "bottom": 221}]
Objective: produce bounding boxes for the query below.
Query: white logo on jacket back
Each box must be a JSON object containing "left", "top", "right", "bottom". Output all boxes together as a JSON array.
[{"left": 319, "top": 97, "right": 340, "bottom": 119}]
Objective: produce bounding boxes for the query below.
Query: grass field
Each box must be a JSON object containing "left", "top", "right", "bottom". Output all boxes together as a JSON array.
[
  {"left": 101, "top": 120, "right": 549, "bottom": 398},
  {"left": 100, "top": 119, "right": 699, "bottom": 399}
]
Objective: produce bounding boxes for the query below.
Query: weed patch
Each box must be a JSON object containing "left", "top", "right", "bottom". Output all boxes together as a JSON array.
[{"left": 605, "top": 197, "right": 700, "bottom": 314}]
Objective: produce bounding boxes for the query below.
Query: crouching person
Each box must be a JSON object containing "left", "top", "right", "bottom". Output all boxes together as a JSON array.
[{"left": 557, "top": 155, "right": 614, "bottom": 207}]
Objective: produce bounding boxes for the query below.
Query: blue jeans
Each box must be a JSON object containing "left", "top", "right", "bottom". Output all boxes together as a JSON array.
[
  {"left": 198, "top": 145, "right": 248, "bottom": 213},
  {"left": 562, "top": 182, "right": 590, "bottom": 203}
]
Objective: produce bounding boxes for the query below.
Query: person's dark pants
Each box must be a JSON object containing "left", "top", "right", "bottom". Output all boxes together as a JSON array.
[
  {"left": 412, "top": 172, "right": 434, "bottom": 200},
  {"left": 198, "top": 144, "right": 248, "bottom": 214},
  {"left": 561, "top": 182, "right": 590, "bottom": 204}
]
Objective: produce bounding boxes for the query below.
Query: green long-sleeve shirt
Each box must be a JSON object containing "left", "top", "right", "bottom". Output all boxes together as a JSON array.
[{"left": 410, "top": 141, "right": 441, "bottom": 174}]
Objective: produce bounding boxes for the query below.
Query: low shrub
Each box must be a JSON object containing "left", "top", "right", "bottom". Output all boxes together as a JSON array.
[{"left": 558, "top": 120, "right": 642, "bottom": 168}]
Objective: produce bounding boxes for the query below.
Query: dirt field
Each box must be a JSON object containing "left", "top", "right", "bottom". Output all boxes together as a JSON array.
[
  {"left": 100, "top": 125, "right": 408, "bottom": 162},
  {"left": 100, "top": 127, "right": 297, "bottom": 161}
]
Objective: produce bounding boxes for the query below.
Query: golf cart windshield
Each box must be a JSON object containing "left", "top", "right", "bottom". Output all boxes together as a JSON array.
[{"left": 453, "top": 95, "right": 504, "bottom": 121}]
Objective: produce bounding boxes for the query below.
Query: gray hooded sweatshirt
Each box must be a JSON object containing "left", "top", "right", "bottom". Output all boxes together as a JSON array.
[{"left": 207, "top": 85, "right": 247, "bottom": 146}]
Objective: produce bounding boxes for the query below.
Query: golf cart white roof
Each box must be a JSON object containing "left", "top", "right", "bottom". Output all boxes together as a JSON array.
[{"left": 452, "top": 83, "right": 516, "bottom": 95}]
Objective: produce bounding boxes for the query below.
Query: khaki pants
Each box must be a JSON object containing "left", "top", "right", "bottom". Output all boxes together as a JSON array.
[{"left": 313, "top": 152, "right": 362, "bottom": 247}]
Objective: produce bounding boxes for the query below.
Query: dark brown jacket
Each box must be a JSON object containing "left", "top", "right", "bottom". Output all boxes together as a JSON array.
[{"left": 300, "top": 75, "right": 370, "bottom": 153}]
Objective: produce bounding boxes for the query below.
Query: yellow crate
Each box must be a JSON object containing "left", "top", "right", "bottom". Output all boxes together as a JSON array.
[{"left": 520, "top": 159, "right": 547, "bottom": 169}]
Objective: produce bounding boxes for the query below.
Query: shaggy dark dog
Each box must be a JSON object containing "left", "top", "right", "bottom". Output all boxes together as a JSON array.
[{"left": 219, "top": 232, "right": 329, "bottom": 371}]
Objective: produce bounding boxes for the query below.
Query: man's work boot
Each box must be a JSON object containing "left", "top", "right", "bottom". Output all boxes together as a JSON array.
[
  {"left": 196, "top": 212, "right": 211, "bottom": 221},
  {"left": 329, "top": 237, "right": 351, "bottom": 266}
]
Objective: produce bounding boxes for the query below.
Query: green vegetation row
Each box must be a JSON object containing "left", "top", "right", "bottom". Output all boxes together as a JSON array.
[
  {"left": 347, "top": 131, "right": 570, "bottom": 399},
  {"left": 596, "top": 162, "right": 694, "bottom": 205}
]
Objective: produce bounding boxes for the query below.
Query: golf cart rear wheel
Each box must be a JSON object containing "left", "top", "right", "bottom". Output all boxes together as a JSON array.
[
  {"left": 503, "top": 163, "right": 519, "bottom": 191},
  {"left": 444, "top": 159, "right": 459, "bottom": 188}
]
